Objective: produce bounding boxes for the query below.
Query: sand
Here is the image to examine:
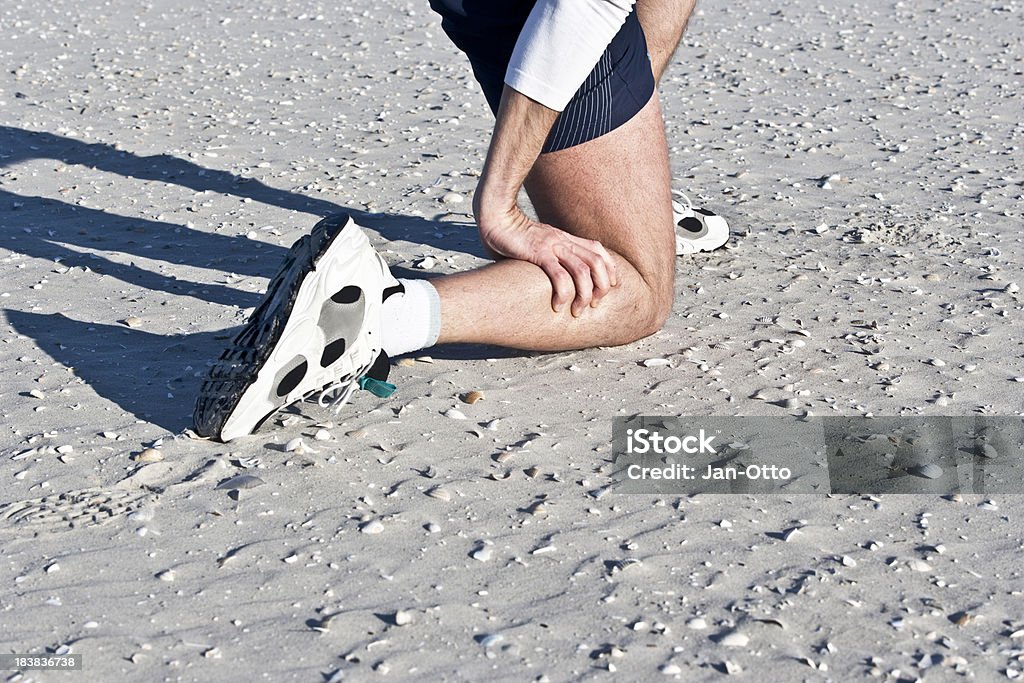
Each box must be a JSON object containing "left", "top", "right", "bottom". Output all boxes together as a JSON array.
[{"left": 1, "top": 0, "right": 1022, "bottom": 680}]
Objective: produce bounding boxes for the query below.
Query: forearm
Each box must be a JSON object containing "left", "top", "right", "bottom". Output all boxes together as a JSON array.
[{"left": 473, "top": 86, "right": 559, "bottom": 225}]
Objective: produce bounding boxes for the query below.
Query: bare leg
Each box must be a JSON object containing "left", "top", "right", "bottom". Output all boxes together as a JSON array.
[
  {"left": 636, "top": 0, "right": 697, "bottom": 83},
  {"left": 431, "top": 95, "right": 675, "bottom": 352}
]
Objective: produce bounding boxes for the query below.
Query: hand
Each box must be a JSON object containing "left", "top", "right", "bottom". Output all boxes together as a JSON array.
[{"left": 476, "top": 203, "right": 619, "bottom": 317}]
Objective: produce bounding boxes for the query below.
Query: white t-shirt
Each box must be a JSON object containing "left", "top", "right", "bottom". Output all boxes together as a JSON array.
[{"left": 504, "top": 0, "right": 637, "bottom": 111}]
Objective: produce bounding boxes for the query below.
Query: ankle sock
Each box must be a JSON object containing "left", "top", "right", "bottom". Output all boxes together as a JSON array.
[{"left": 379, "top": 278, "right": 441, "bottom": 357}]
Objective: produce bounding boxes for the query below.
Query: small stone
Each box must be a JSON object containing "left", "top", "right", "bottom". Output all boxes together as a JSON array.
[
  {"left": 156, "top": 569, "right": 176, "bottom": 582},
  {"left": 394, "top": 610, "right": 413, "bottom": 626}
]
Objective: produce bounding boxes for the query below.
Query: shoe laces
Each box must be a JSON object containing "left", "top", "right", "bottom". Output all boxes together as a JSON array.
[
  {"left": 317, "top": 375, "right": 359, "bottom": 414},
  {"left": 672, "top": 190, "right": 694, "bottom": 213}
]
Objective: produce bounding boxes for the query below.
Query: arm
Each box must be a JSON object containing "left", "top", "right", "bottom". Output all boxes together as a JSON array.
[{"left": 473, "top": 86, "right": 619, "bottom": 317}]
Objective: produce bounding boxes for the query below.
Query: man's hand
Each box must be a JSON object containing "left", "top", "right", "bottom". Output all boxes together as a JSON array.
[
  {"left": 475, "top": 85, "right": 621, "bottom": 317},
  {"left": 475, "top": 201, "right": 618, "bottom": 317}
]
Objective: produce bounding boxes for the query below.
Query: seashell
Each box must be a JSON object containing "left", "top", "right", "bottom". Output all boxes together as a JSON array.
[
  {"left": 1004, "top": 282, "right": 1020, "bottom": 293},
  {"left": 285, "top": 437, "right": 316, "bottom": 454},
  {"left": 484, "top": 419, "right": 501, "bottom": 431},
  {"left": 488, "top": 471, "right": 511, "bottom": 481},
  {"left": 524, "top": 466, "right": 540, "bottom": 478},
  {"left": 29, "top": 389, "right": 45, "bottom": 399},
  {"left": 394, "top": 610, "right": 413, "bottom": 626},
  {"left": 313, "top": 429, "right": 332, "bottom": 441},
  {"left": 425, "top": 486, "right": 451, "bottom": 502},
  {"left": 910, "top": 463, "right": 943, "bottom": 479},
  {"left": 642, "top": 358, "right": 671, "bottom": 367},
  {"left": 470, "top": 544, "right": 493, "bottom": 562},
  {"left": 976, "top": 443, "right": 998, "bottom": 459},
  {"left": 156, "top": 569, "right": 176, "bottom": 582},
  {"left": 133, "top": 448, "right": 164, "bottom": 463},
  {"left": 686, "top": 617, "right": 708, "bottom": 630},
  {"left": 397, "top": 358, "right": 416, "bottom": 367},
  {"left": 414, "top": 355, "right": 434, "bottom": 364},
  {"left": 414, "top": 256, "right": 436, "bottom": 270},
  {"left": 461, "top": 391, "right": 484, "bottom": 404},
  {"left": 309, "top": 613, "right": 337, "bottom": 633},
  {"left": 495, "top": 450, "right": 515, "bottom": 463},
  {"left": 660, "top": 664, "right": 682, "bottom": 675},
  {"left": 723, "top": 660, "right": 742, "bottom": 675},
  {"left": 478, "top": 633, "right": 504, "bottom": 648},
  {"left": 720, "top": 632, "right": 749, "bottom": 648},
  {"left": 441, "top": 192, "right": 464, "bottom": 205},
  {"left": 122, "top": 316, "right": 143, "bottom": 328},
  {"left": 525, "top": 500, "right": 547, "bottom": 516},
  {"left": 359, "top": 519, "right": 384, "bottom": 535},
  {"left": 927, "top": 358, "right": 946, "bottom": 367},
  {"left": 907, "top": 558, "right": 932, "bottom": 572},
  {"left": 443, "top": 408, "right": 467, "bottom": 420},
  {"left": 216, "top": 474, "right": 266, "bottom": 490},
  {"left": 607, "top": 558, "right": 642, "bottom": 575},
  {"left": 754, "top": 316, "right": 778, "bottom": 325}
]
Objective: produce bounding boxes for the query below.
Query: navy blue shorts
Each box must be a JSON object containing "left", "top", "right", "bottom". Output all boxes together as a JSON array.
[{"left": 428, "top": 1, "right": 656, "bottom": 153}]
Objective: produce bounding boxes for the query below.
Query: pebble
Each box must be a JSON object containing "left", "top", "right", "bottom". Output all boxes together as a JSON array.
[
  {"left": 642, "top": 358, "right": 672, "bottom": 367},
  {"left": 394, "top": 610, "right": 413, "bottom": 626},
  {"left": 360, "top": 519, "right": 384, "bottom": 535}
]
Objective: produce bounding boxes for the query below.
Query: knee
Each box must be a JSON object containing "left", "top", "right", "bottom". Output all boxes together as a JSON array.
[{"left": 618, "top": 269, "right": 675, "bottom": 344}]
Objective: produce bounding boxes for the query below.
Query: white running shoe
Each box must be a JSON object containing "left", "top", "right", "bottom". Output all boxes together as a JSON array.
[
  {"left": 194, "top": 213, "right": 399, "bottom": 442},
  {"left": 673, "top": 191, "right": 730, "bottom": 256}
]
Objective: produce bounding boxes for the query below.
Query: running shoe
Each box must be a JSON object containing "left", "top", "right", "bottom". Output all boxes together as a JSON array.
[
  {"left": 673, "top": 191, "right": 730, "bottom": 256},
  {"left": 194, "top": 213, "right": 400, "bottom": 442}
]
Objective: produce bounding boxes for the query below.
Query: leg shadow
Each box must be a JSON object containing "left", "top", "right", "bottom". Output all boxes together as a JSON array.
[{"left": 5, "top": 310, "right": 222, "bottom": 433}]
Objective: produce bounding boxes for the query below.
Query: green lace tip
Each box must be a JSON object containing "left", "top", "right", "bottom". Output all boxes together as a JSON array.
[{"left": 359, "top": 376, "right": 397, "bottom": 398}]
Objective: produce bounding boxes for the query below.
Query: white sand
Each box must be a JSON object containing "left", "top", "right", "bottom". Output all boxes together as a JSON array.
[{"left": 2, "top": 0, "right": 1022, "bottom": 680}]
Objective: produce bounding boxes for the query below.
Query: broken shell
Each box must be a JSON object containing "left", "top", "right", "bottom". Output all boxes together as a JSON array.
[
  {"left": 642, "top": 358, "right": 672, "bottom": 367},
  {"left": 470, "top": 544, "right": 493, "bottom": 562},
  {"left": 133, "top": 448, "right": 164, "bottom": 463},
  {"left": 720, "top": 632, "right": 749, "bottom": 648},
  {"left": 394, "top": 610, "right": 414, "bottom": 626},
  {"left": 910, "top": 463, "right": 943, "bottom": 479},
  {"left": 215, "top": 474, "right": 266, "bottom": 490},
  {"left": 156, "top": 569, "right": 176, "bottom": 582},
  {"left": 461, "top": 390, "right": 485, "bottom": 404},
  {"left": 122, "top": 316, "right": 143, "bottom": 328},
  {"left": 524, "top": 466, "right": 540, "bottom": 478},
  {"left": 443, "top": 408, "right": 467, "bottom": 420}
]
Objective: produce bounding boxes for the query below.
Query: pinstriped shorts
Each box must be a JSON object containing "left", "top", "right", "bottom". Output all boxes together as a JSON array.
[{"left": 431, "top": 4, "right": 656, "bottom": 154}]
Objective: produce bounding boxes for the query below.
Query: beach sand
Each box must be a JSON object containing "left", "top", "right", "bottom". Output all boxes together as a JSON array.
[{"left": 2, "top": 0, "right": 1022, "bottom": 680}]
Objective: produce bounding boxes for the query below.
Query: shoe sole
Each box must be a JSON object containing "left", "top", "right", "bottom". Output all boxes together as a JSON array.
[{"left": 194, "top": 213, "right": 394, "bottom": 441}]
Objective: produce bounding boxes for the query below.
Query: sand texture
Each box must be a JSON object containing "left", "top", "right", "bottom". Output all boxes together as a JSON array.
[{"left": 2, "top": 0, "right": 1023, "bottom": 680}]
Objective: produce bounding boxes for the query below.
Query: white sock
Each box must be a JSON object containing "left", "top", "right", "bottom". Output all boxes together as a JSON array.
[{"left": 379, "top": 278, "right": 441, "bottom": 357}]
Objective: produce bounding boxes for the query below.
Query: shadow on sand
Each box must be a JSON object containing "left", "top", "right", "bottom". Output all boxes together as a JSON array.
[{"left": 2, "top": 126, "right": 513, "bottom": 433}]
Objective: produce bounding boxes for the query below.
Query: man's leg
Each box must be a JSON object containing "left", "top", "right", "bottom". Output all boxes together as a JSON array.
[
  {"left": 636, "top": 0, "right": 697, "bottom": 83},
  {"left": 430, "top": 93, "right": 675, "bottom": 352}
]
